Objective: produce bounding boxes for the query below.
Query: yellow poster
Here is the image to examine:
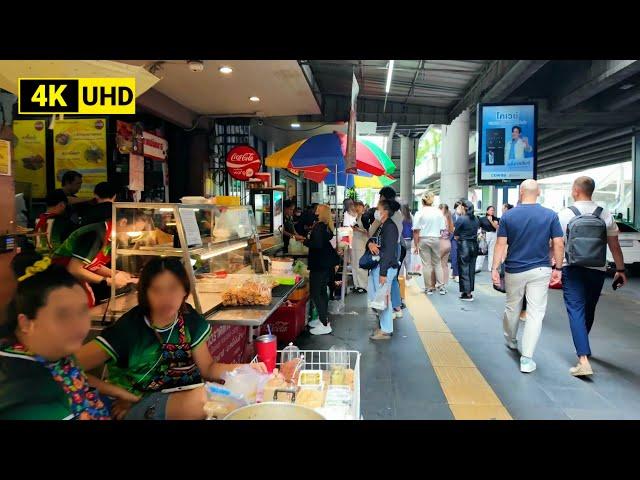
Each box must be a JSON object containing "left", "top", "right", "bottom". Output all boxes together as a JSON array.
[
  {"left": 53, "top": 118, "right": 107, "bottom": 198},
  {"left": 0, "top": 139, "right": 10, "bottom": 176},
  {"left": 13, "top": 120, "right": 47, "bottom": 198}
]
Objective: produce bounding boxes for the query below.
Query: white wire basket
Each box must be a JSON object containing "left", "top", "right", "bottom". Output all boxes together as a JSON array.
[{"left": 252, "top": 349, "right": 361, "bottom": 420}]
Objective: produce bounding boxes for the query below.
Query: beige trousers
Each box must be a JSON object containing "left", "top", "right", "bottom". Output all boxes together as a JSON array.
[{"left": 419, "top": 237, "right": 443, "bottom": 289}]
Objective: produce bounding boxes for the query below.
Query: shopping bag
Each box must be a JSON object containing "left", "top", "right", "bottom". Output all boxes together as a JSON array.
[
  {"left": 370, "top": 281, "right": 391, "bottom": 311},
  {"left": 477, "top": 232, "right": 488, "bottom": 256},
  {"left": 398, "top": 275, "right": 406, "bottom": 299},
  {"left": 410, "top": 252, "right": 422, "bottom": 276}
]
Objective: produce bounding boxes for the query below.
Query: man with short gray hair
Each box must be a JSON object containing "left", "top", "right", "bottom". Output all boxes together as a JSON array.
[
  {"left": 492, "top": 179, "right": 564, "bottom": 373},
  {"left": 558, "top": 176, "right": 626, "bottom": 377}
]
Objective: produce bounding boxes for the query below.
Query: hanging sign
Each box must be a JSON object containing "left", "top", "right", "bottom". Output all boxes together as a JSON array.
[
  {"left": 13, "top": 120, "right": 47, "bottom": 196},
  {"left": 344, "top": 73, "right": 359, "bottom": 174},
  {"left": 53, "top": 118, "right": 107, "bottom": 197},
  {"left": 0, "top": 139, "right": 11, "bottom": 176},
  {"left": 226, "top": 145, "right": 261, "bottom": 181},
  {"left": 143, "top": 131, "right": 168, "bottom": 161}
]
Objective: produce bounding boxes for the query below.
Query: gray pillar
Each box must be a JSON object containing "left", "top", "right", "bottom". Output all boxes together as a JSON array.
[
  {"left": 400, "top": 136, "right": 415, "bottom": 205},
  {"left": 440, "top": 109, "right": 470, "bottom": 209},
  {"left": 633, "top": 135, "right": 639, "bottom": 228}
]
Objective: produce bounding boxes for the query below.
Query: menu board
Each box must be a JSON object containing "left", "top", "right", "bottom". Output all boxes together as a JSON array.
[
  {"left": 53, "top": 118, "right": 107, "bottom": 197},
  {"left": 13, "top": 120, "right": 47, "bottom": 197},
  {"left": 477, "top": 103, "right": 537, "bottom": 185},
  {"left": 0, "top": 139, "right": 10, "bottom": 176},
  {"left": 179, "top": 208, "right": 203, "bottom": 247}
]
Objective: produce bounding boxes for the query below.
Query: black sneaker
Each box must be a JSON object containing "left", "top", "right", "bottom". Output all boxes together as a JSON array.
[{"left": 460, "top": 293, "right": 474, "bottom": 302}]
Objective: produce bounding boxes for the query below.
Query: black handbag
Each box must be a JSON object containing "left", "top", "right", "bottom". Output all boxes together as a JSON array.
[{"left": 360, "top": 226, "right": 383, "bottom": 270}]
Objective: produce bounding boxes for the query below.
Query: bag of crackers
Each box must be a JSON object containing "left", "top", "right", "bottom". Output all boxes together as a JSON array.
[{"left": 222, "top": 277, "right": 272, "bottom": 306}]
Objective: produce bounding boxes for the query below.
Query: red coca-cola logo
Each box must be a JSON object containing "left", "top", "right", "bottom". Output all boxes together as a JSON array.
[{"left": 226, "top": 145, "right": 261, "bottom": 181}]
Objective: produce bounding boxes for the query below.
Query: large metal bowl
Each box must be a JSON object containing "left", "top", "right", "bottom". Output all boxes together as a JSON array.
[{"left": 223, "top": 402, "right": 325, "bottom": 420}]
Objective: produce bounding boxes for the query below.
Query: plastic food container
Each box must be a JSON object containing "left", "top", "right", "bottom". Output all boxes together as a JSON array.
[{"left": 297, "top": 370, "right": 324, "bottom": 391}]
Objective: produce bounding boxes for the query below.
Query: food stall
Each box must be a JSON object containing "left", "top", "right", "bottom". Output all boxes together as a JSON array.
[{"left": 89, "top": 201, "right": 307, "bottom": 363}]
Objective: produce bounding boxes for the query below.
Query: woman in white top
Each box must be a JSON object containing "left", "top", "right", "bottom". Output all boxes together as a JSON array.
[
  {"left": 350, "top": 201, "right": 369, "bottom": 293},
  {"left": 413, "top": 191, "right": 446, "bottom": 295}
]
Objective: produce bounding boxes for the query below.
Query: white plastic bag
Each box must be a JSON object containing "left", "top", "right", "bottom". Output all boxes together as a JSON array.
[
  {"left": 370, "top": 281, "right": 391, "bottom": 311},
  {"left": 410, "top": 252, "right": 423, "bottom": 276}
]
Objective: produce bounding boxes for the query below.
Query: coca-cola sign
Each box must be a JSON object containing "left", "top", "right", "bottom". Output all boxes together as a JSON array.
[{"left": 226, "top": 145, "right": 261, "bottom": 181}]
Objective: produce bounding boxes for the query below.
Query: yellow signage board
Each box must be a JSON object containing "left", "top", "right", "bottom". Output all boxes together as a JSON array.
[
  {"left": 13, "top": 120, "right": 47, "bottom": 198},
  {"left": 0, "top": 139, "right": 10, "bottom": 176},
  {"left": 19, "top": 78, "right": 136, "bottom": 114},
  {"left": 53, "top": 118, "right": 107, "bottom": 198}
]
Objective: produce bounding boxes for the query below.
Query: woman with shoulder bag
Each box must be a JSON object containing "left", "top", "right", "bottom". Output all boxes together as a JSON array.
[
  {"left": 305, "top": 204, "right": 339, "bottom": 336},
  {"left": 366, "top": 199, "right": 401, "bottom": 341},
  {"left": 454, "top": 200, "right": 480, "bottom": 302}
]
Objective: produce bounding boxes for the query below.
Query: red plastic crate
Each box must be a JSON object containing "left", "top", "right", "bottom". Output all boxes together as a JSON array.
[{"left": 260, "top": 295, "right": 308, "bottom": 345}]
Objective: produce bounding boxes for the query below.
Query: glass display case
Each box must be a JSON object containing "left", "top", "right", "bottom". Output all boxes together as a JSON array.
[
  {"left": 250, "top": 187, "right": 284, "bottom": 236},
  {"left": 106, "top": 202, "right": 267, "bottom": 319}
]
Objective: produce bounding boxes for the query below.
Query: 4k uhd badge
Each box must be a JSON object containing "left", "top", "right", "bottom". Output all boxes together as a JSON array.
[{"left": 18, "top": 78, "right": 136, "bottom": 114}]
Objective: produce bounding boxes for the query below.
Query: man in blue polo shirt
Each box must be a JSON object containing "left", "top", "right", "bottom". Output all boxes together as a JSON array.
[{"left": 491, "top": 179, "right": 564, "bottom": 373}]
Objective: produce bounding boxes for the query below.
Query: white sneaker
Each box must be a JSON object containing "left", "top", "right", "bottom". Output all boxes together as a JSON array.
[
  {"left": 520, "top": 356, "right": 537, "bottom": 373},
  {"left": 310, "top": 323, "right": 332, "bottom": 335},
  {"left": 308, "top": 319, "right": 322, "bottom": 329},
  {"left": 393, "top": 310, "right": 403, "bottom": 319},
  {"left": 438, "top": 287, "right": 447, "bottom": 295},
  {"left": 426, "top": 288, "right": 435, "bottom": 295}
]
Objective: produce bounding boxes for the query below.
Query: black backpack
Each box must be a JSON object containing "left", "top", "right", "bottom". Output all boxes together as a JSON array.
[{"left": 565, "top": 206, "right": 607, "bottom": 267}]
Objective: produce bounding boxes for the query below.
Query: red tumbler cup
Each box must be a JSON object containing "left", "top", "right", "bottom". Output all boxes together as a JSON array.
[{"left": 255, "top": 334, "right": 277, "bottom": 373}]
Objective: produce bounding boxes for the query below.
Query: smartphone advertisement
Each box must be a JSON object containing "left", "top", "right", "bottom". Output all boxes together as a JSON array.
[{"left": 476, "top": 103, "right": 537, "bottom": 185}]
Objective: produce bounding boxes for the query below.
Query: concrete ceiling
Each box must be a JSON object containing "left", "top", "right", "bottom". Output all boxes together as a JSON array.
[{"left": 120, "top": 60, "right": 321, "bottom": 118}]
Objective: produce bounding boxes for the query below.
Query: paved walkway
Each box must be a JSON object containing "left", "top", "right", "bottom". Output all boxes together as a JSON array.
[{"left": 296, "top": 269, "right": 640, "bottom": 420}]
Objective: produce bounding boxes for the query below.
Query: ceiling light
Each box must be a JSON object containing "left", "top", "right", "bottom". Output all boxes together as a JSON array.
[
  {"left": 291, "top": 123, "right": 301, "bottom": 128},
  {"left": 385, "top": 60, "right": 395, "bottom": 93},
  {"left": 187, "top": 60, "right": 204, "bottom": 72},
  {"left": 620, "top": 83, "right": 634, "bottom": 90},
  {"left": 219, "top": 66, "right": 233, "bottom": 74},
  {"left": 249, "top": 96, "right": 260, "bottom": 102}
]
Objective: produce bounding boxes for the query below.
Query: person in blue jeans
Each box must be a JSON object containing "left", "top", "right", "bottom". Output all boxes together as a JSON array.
[
  {"left": 367, "top": 199, "right": 401, "bottom": 341},
  {"left": 558, "top": 176, "right": 627, "bottom": 377}
]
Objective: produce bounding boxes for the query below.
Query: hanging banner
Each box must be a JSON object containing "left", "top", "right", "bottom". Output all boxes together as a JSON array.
[
  {"left": 13, "top": 120, "right": 46, "bottom": 196},
  {"left": 0, "top": 139, "right": 11, "bottom": 176},
  {"left": 53, "top": 118, "right": 107, "bottom": 198},
  {"left": 143, "top": 131, "right": 168, "bottom": 161},
  {"left": 226, "top": 145, "right": 261, "bottom": 181},
  {"left": 129, "top": 153, "right": 144, "bottom": 191},
  {"left": 116, "top": 120, "right": 133, "bottom": 154},
  {"left": 344, "top": 73, "right": 359, "bottom": 174}
]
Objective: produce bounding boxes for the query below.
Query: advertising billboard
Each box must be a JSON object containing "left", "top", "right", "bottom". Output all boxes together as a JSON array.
[{"left": 476, "top": 103, "right": 537, "bottom": 185}]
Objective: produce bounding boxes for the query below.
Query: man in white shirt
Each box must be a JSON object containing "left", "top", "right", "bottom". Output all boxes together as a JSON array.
[
  {"left": 557, "top": 176, "right": 627, "bottom": 377},
  {"left": 413, "top": 191, "right": 447, "bottom": 294}
]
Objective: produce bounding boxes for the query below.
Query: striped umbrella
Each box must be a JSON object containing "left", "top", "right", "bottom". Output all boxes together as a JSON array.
[{"left": 266, "top": 132, "right": 393, "bottom": 177}]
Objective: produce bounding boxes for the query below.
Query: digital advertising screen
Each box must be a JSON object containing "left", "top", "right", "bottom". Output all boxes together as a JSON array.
[{"left": 476, "top": 103, "right": 537, "bottom": 185}]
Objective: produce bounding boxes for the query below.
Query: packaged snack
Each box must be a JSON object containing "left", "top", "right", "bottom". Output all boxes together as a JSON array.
[
  {"left": 204, "top": 383, "right": 248, "bottom": 419},
  {"left": 295, "top": 389, "right": 325, "bottom": 409},
  {"left": 222, "top": 277, "right": 273, "bottom": 306}
]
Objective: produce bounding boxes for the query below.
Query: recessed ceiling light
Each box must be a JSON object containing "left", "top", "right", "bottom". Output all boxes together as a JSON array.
[
  {"left": 620, "top": 83, "right": 634, "bottom": 90},
  {"left": 291, "top": 123, "right": 301, "bottom": 128},
  {"left": 219, "top": 66, "right": 233, "bottom": 74},
  {"left": 249, "top": 96, "right": 260, "bottom": 102}
]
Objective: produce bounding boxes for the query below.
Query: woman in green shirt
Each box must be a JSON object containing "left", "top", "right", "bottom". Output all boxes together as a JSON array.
[
  {"left": 0, "top": 256, "right": 110, "bottom": 420},
  {"left": 76, "top": 257, "right": 266, "bottom": 420}
]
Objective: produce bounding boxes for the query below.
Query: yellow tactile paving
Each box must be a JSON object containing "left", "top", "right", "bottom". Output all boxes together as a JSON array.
[
  {"left": 449, "top": 405, "right": 512, "bottom": 420},
  {"left": 406, "top": 278, "right": 512, "bottom": 420}
]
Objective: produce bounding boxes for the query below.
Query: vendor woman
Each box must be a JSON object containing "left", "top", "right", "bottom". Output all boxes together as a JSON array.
[
  {"left": 0, "top": 256, "right": 110, "bottom": 420},
  {"left": 51, "top": 185, "right": 136, "bottom": 307},
  {"left": 76, "top": 257, "right": 267, "bottom": 420}
]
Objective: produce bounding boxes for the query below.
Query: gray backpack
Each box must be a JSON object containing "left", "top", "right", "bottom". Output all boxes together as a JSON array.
[{"left": 565, "top": 206, "right": 607, "bottom": 267}]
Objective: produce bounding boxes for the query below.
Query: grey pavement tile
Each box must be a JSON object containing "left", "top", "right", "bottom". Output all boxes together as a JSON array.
[
  {"left": 506, "top": 405, "right": 571, "bottom": 420},
  {"left": 563, "top": 408, "right": 627, "bottom": 420},
  {"left": 539, "top": 385, "right": 616, "bottom": 411},
  {"left": 394, "top": 402, "right": 454, "bottom": 420}
]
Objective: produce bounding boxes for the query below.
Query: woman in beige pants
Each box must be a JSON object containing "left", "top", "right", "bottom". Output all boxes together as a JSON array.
[
  {"left": 432, "top": 204, "right": 455, "bottom": 287},
  {"left": 414, "top": 192, "right": 446, "bottom": 295}
]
